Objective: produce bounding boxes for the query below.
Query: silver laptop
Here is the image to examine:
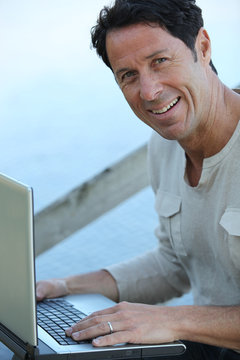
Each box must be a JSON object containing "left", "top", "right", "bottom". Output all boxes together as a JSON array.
[{"left": 0, "top": 173, "right": 186, "bottom": 359}]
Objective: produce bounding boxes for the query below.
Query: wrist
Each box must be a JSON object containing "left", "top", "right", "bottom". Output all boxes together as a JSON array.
[
  {"left": 55, "top": 278, "right": 69, "bottom": 296},
  {"left": 63, "top": 271, "right": 119, "bottom": 301}
]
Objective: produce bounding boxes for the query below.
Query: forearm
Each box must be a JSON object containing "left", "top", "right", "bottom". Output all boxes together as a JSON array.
[
  {"left": 65, "top": 270, "right": 119, "bottom": 302},
  {"left": 36, "top": 270, "right": 119, "bottom": 302},
  {"left": 174, "top": 305, "right": 240, "bottom": 351}
]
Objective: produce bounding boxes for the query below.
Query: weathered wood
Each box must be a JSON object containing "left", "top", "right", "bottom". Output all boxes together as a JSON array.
[{"left": 35, "top": 144, "right": 149, "bottom": 255}]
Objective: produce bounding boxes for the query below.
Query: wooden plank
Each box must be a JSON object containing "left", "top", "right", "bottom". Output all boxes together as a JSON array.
[
  {"left": 233, "top": 88, "right": 240, "bottom": 94},
  {"left": 34, "top": 144, "right": 148, "bottom": 255}
]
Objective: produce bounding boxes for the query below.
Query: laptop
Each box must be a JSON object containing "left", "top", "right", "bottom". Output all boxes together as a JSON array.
[{"left": 0, "top": 172, "right": 186, "bottom": 359}]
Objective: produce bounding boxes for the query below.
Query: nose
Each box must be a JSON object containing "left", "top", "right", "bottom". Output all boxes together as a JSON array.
[{"left": 139, "top": 73, "right": 163, "bottom": 102}]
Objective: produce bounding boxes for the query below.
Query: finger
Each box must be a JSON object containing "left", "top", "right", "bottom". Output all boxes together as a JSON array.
[
  {"left": 92, "top": 331, "right": 132, "bottom": 347},
  {"left": 65, "top": 316, "right": 102, "bottom": 336},
  {"left": 65, "top": 312, "right": 119, "bottom": 336},
  {"left": 36, "top": 291, "right": 44, "bottom": 302},
  {"left": 36, "top": 283, "right": 47, "bottom": 301},
  {"left": 36, "top": 280, "right": 54, "bottom": 301},
  {"left": 70, "top": 321, "right": 118, "bottom": 342},
  {"left": 65, "top": 307, "right": 116, "bottom": 334}
]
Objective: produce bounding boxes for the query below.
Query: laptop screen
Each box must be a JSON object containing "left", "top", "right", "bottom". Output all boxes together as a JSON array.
[{"left": 0, "top": 174, "right": 37, "bottom": 346}]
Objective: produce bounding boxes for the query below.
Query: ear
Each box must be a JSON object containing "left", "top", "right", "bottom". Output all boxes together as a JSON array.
[{"left": 196, "top": 28, "right": 211, "bottom": 66}]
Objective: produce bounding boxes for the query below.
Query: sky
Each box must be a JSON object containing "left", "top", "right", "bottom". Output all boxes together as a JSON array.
[{"left": 0, "top": 0, "right": 239, "bottom": 211}]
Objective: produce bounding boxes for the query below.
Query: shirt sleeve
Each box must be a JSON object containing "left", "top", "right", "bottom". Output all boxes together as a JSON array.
[
  {"left": 105, "top": 132, "right": 191, "bottom": 304},
  {"left": 105, "top": 219, "right": 190, "bottom": 304}
]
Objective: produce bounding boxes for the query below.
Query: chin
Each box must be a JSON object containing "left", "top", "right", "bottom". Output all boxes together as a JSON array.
[
  {"left": 154, "top": 126, "right": 186, "bottom": 141},
  {"left": 155, "top": 117, "right": 193, "bottom": 141}
]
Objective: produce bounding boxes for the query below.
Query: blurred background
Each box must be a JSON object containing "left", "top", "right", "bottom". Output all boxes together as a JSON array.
[{"left": 0, "top": 0, "right": 239, "bottom": 213}]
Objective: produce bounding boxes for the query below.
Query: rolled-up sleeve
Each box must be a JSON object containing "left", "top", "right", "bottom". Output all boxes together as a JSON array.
[{"left": 105, "top": 222, "right": 190, "bottom": 304}]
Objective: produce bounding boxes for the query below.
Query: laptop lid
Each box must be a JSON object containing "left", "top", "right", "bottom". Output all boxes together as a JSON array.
[{"left": 0, "top": 173, "right": 37, "bottom": 348}]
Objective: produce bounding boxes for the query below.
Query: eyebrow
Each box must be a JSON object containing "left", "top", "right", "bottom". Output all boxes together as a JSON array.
[
  {"left": 145, "top": 49, "right": 168, "bottom": 59},
  {"left": 115, "top": 49, "right": 168, "bottom": 79}
]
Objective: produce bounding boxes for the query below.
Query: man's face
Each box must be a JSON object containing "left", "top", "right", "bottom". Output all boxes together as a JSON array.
[{"left": 106, "top": 23, "right": 211, "bottom": 142}]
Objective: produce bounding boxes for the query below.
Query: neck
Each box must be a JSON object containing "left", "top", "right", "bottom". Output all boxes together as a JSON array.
[{"left": 182, "top": 84, "right": 240, "bottom": 186}]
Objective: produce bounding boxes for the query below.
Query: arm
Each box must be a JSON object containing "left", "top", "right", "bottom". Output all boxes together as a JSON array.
[
  {"left": 36, "top": 270, "right": 119, "bottom": 302},
  {"left": 105, "top": 247, "right": 190, "bottom": 304},
  {"left": 65, "top": 302, "right": 240, "bottom": 351},
  {"left": 178, "top": 304, "right": 240, "bottom": 350},
  {"left": 37, "top": 238, "right": 190, "bottom": 305}
]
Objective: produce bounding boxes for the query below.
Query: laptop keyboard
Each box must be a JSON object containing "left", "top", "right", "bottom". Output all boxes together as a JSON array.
[{"left": 37, "top": 299, "right": 88, "bottom": 345}]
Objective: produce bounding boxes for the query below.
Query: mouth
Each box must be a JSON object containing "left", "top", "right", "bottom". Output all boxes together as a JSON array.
[{"left": 150, "top": 96, "right": 180, "bottom": 115}]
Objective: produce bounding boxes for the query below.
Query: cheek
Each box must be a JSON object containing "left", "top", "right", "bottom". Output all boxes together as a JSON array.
[
  {"left": 122, "top": 88, "right": 139, "bottom": 111},
  {"left": 125, "top": 97, "right": 149, "bottom": 125}
]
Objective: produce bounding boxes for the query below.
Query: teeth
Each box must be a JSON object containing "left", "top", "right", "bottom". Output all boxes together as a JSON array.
[{"left": 152, "top": 97, "right": 179, "bottom": 114}]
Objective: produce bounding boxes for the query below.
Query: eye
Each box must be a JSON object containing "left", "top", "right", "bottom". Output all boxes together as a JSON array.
[
  {"left": 121, "top": 70, "right": 137, "bottom": 82},
  {"left": 154, "top": 57, "right": 167, "bottom": 64}
]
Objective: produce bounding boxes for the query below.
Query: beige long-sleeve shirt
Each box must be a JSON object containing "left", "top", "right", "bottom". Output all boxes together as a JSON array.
[{"left": 106, "top": 121, "right": 240, "bottom": 306}]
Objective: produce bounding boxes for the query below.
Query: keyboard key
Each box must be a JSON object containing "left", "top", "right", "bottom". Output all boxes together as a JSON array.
[{"left": 37, "top": 299, "right": 87, "bottom": 346}]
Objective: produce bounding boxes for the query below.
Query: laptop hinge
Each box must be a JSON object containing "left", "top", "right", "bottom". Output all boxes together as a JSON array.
[{"left": 0, "top": 323, "right": 34, "bottom": 359}]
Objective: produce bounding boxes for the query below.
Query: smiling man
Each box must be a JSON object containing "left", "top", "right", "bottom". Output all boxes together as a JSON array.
[
  {"left": 36, "top": 0, "right": 240, "bottom": 358},
  {"left": 106, "top": 23, "right": 213, "bottom": 144}
]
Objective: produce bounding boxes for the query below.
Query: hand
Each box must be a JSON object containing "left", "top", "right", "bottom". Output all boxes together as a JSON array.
[
  {"left": 65, "top": 301, "right": 180, "bottom": 347},
  {"left": 36, "top": 279, "right": 69, "bottom": 301},
  {"left": 36, "top": 271, "right": 119, "bottom": 303}
]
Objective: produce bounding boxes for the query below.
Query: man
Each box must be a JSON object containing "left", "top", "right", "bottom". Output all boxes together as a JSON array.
[{"left": 36, "top": 0, "right": 240, "bottom": 358}]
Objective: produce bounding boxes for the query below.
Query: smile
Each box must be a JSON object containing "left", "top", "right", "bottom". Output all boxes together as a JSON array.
[{"left": 151, "top": 97, "right": 180, "bottom": 114}]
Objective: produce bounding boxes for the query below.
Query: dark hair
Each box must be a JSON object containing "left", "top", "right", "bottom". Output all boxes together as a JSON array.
[{"left": 91, "top": 0, "right": 217, "bottom": 74}]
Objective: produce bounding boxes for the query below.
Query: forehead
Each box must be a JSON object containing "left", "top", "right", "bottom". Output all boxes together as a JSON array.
[{"left": 106, "top": 23, "right": 183, "bottom": 70}]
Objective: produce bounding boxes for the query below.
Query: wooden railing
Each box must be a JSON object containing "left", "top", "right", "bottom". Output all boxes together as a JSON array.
[
  {"left": 35, "top": 144, "right": 149, "bottom": 256},
  {"left": 35, "top": 88, "right": 240, "bottom": 256}
]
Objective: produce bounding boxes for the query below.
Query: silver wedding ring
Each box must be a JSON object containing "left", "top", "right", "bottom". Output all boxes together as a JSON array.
[{"left": 107, "top": 321, "right": 114, "bottom": 334}]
